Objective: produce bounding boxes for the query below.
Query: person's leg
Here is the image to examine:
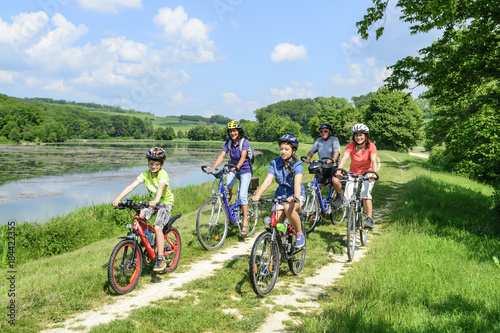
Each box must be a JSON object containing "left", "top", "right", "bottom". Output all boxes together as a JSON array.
[
  {"left": 226, "top": 172, "right": 236, "bottom": 203},
  {"left": 361, "top": 180, "right": 375, "bottom": 229},
  {"left": 239, "top": 173, "right": 251, "bottom": 224},
  {"left": 153, "top": 204, "right": 172, "bottom": 272}
]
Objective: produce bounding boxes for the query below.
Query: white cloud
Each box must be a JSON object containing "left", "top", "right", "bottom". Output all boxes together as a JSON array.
[
  {"left": 77, "top": 0, "right": 142, "bottom": 14},
  {"left": 270, "top": 81, "right": 315, "bottom": 101},
  {"left": 43, "top": 79, "right": 74, "bottom": 93},
  {"left": 171, "top": 91, "right": 184, "bottom": 104},
  {"left": 153, "top": 6, "right": 216, "bottom": 63},
  {"left": 222, "top": 92, "right": 241, "bottom": 105},
  {"left": 0, "top": 12, "right": 50, "bottom": 49},
  {"left": 270, "top": 43, "right": 308, "bottom": 63},
  {"left": 0, "top": 70, "right": 17, "bottom": 83},
  {"left": 329, "top": 62, "right": 364, "bottom": 87}
]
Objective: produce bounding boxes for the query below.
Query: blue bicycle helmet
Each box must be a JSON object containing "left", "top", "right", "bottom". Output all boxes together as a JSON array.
[{"left": 278, "top": 134, "right": 299, "bottom": 150}]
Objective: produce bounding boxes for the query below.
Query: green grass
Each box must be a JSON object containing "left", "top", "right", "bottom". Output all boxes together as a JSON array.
[
  {"left": 1, "top": 149, "right": 498, "bottom": 332},
  {"left": 293, "top": 154, "right": 500, "bottom": 332}
]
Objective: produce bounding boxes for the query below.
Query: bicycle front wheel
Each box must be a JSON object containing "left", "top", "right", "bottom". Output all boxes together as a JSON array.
[
  {"left": 346, "top": 208, "right": 356, "bottom": 262},
  {"left": 288, "top": 221, "right": 307, "bottom": 275},
  {"left": 196, "top": 197, "right": 229, "bottom": 251},
  {"left": 249, "top": 231, "right": 280, "bottom": 297},
  {"left": 246, "top": 201, "right": 260, "bottom": 237},
  {"left": 108, "top": 239, "right": 143, "bottom": 295},
  {"left": 359, "top": 211, "right": 368, "bottom": 246},
  {"left": 162, "top": 226, "right": 182, "bottom": 272},
  {"left": 302, "top": 190, "right": 320, "bottom": 234}
]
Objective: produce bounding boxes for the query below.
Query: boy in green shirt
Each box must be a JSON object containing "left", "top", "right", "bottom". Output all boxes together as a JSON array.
[{"left": 112, "top": 147, "right": 174, "bottom": 272}]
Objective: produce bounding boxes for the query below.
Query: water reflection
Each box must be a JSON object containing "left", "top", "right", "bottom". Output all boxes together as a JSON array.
[{"left": 0, "top": 162, "right": 213, "bottom": 224}]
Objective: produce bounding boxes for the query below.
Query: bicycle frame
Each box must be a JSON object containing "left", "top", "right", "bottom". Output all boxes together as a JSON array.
[
  {"left": 311, "top": 176, "right": 335, "bottom": 213},
  {"left": 121, "top": 208, "right": 180, "bottom": 260},
  {"left": 214, "top": 175, "right": 242, "bottom": 224},
  {"left": 264, "top": 202, "right": 300, "bottom": 261}
]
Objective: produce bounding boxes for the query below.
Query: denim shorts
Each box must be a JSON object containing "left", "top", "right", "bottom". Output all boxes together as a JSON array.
[{"left": 275, "top": 195, "right": 305, "bottom": 211}]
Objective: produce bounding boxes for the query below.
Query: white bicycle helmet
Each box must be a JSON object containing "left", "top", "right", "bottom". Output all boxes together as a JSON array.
[{"left": 351, "top": 123, "right": 369, "bottom": 134}]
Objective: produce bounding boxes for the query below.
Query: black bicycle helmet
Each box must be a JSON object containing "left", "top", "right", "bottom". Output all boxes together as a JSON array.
[
  {"left": 278, "top": 134, "right": 299, "bottom": 150},
  {"left": 319, "top": 123, "right": 333, "bottom": 131},
  {"left": 146, "top": 147, "right": 166, "bottom": 160}
]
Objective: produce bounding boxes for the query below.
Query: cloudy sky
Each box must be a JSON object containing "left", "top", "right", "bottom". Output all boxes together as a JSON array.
[{"left": 0, "top": 0, "right": 440, "bottom": 120}]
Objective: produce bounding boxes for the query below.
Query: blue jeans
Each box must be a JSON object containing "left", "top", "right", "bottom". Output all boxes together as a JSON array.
[{"left": 226, "top": 172, "right": 251, "bottom": 205}]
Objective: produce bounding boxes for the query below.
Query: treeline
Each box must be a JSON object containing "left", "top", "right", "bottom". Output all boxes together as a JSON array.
[
  {"left": 0, "top": 94, "right": 157, "bottom": 142},
  {"left": 179, "top": 114, "right": 232, "bottom": 125},
  {"left": 20, "top": 97, "right": 152, "bottom": 116},
  {"left": 187, "top": 89, "right": 426, "bottom": 152}
]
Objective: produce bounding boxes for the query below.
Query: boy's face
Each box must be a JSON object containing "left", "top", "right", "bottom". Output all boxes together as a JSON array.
[{"left": 148, "top": 159, "right": 163, "bottom": 173}]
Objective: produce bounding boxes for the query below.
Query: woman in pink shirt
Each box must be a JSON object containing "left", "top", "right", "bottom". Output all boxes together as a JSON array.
[{"left": 336, "top": 124, "right": 378, "bottom": 230}]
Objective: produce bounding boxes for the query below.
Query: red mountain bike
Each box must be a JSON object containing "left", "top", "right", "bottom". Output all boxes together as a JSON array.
[{"left": 108, "top": 200, "right": 182, "bottom": 294}]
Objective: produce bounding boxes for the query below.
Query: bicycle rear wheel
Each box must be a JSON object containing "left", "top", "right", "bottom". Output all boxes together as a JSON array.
[
  {"left": 108, "top": 239, "right": 143, "bottom": 295},
  {"left": 196, "top": 197, "right": 229, "bottom": 250},
  {"left": 246, "top": 201, "right": 260, "bottom": 237},
  {"left": 329, "top": 191, "right": 345, "bottom": 225},
  {"left": 162, "top": 226, "right": 182, "bottom": 272},
  {"left": 302, "top": 189, "right": 320, "bottom": 234},
  {"left": 346, "top": 208, "right": 356, "bottom": 262},
  {"left": 249, "top": 231, "right": 280, "bottom": 297},
  {"left": 288, "top": 220, "right": 306, "bottom": 275}
]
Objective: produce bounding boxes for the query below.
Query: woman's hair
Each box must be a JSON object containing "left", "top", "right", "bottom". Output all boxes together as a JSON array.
[
  {"left": 280, "top": 142, "right": 298, "bottom": 175},
  {"left": 352, "top": 132, "right": 370, "bottom": 149}
]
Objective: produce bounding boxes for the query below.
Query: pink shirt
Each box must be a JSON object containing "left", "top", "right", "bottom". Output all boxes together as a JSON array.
[{"left": 345, "top": 141, "right": 377, "bottom": 175}]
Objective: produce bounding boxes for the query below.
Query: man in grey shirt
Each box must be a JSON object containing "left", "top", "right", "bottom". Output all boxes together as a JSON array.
[{"left": 304, "top": 123, "right": 343, "bottom": 209}]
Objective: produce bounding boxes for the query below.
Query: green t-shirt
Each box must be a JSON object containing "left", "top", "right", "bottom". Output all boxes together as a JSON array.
[{"left": 137, "top": 169, "right": 174, "bottom": 205}]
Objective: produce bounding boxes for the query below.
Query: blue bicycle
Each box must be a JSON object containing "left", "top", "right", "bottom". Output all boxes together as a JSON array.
[
  {"left": 300, "top": 157, "right": 348, "bottom": 234},
  {"left": 197, "top": 164, "right": 260, "bottom": 250}
]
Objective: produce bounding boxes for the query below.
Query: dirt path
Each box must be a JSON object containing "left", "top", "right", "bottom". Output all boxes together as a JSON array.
[{"left": 42, "top": 157, "right": 399, "bottom": 333}]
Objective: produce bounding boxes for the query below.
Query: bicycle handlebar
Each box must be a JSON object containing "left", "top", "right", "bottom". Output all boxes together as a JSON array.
[
  {"left": 201, "top": 164, "right": 238, "bottom": 178},
  {"left": 301, "top": 156, "right": 334, "bottom": 165},
  {"left": 258, "top": 196, "right": 289, "bottom": 205},
  {"left": 116, "top": 199, "right": 151, "bottom": 212}
]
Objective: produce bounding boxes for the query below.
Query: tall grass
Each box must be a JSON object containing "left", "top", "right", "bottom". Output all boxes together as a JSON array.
[{"left": 295, "top": 159, "right": 500, "bottom": 332}]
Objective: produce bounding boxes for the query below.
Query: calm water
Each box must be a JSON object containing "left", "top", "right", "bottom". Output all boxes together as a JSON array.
[{"left": 0, "top": 142, "right": 222, "bottom": 224}]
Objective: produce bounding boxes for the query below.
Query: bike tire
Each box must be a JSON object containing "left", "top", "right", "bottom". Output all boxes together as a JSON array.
[
  {"left": 249, "top": 231, "right": 280, "bottom": 297},
  {"left": 288, "top": 220, "right": 307, "bottom": 275},
  {"left": 346, "top": 208, "right": 356, "bottom": 262},
  {"left": 108, "top": 239, "right": 143, "bottom": 295},
  {"left": 196, "top": 197, "right": 229, "bottom": 251},
  {"left": 162, "top": 226, "right": 182, "bottom": 272},
  {"left": 302, "top": 190, "right": 320, "bottom": 234},
  {"left": 246, "top": 201, "right": 260, "bottom": 237},
  {"left": 329, "top": 191, "right": 345, "bottom": 225}
]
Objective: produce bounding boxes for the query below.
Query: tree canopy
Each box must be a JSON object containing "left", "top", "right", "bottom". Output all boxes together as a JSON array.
[{"left": 357, "top": 0, "right": 500, "bottom": 209}]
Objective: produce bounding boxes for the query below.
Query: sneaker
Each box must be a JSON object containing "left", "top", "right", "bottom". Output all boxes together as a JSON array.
[
  {"left": 153, "top": 257, "right": 166, "bottom": 272},
  {"left": 333, "top": 193, "right": 342, "bottom": 209},
  {"left": 364, "top": 217, "right": 374, "bottom": 230},
  {"left": 295, "top": 234, "right": 305, "bottom": 248}
]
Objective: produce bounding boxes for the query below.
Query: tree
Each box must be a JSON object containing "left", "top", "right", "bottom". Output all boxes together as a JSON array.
[
  {"left": 309, "top": 96, "right": 356, "bottom": 141},
  {"left": 365, "top": 88, "right": 423, "bottom": 151},
  {"left": 358, "top": 0, "right": 500, "bottom": 208},
  {"left": 187, "top": 122, "right": 211, "bottom": 141},
  {"left": 257, "top": 116, "right": 301, "bottom": 142},
  {"left": 357, "top": 0, "right": 499, "bottom": 107},
  {"left": 254, "top": 99, "right": 317, "bottom": 131}
]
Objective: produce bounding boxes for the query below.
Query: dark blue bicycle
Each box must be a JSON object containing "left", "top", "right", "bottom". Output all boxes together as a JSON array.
[
  {"left": 196, "top": 164, "right": 260, "bottom": 250},
  {"left": 300, "top": 157, "right": 348, "bottom": 234}
]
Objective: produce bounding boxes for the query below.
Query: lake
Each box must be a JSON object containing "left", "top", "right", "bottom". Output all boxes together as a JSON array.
[{"left": 0, "top": 142, "right": 224, "bottom": 224}]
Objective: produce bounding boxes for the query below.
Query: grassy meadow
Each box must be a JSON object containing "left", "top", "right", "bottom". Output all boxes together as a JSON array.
[{"left": 1, "top": 146, "right": 499, "bottom": 332}]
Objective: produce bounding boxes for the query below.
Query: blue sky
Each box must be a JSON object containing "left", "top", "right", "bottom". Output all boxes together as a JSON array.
[{"left": 0, "top": 0, "right": 440, "bottom": 120}]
